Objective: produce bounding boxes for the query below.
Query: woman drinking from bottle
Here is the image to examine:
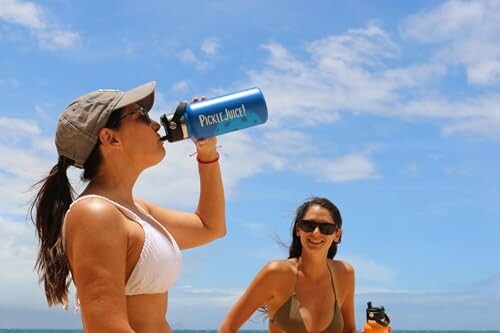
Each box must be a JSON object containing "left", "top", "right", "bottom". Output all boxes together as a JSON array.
[{"left": 30, "top": 81, "right": 225, "bottom": 333}]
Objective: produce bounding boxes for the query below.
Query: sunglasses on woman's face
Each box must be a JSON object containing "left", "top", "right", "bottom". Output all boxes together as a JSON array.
[
  {"left": 119, "top": 106, "right": 152, "bottom": 125},
  {"left": 298, "top": 219, "right": 338, "bottom": 235}
]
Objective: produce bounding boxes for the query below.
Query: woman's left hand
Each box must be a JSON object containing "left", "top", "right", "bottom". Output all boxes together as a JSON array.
[
  {"left": 194, "top": 136, "right": 218, "bottom": 162},
  {"left": 189, "top": 96, "right": 219, "bottom": 162}
]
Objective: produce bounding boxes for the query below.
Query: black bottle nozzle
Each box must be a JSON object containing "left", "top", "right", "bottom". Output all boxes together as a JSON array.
[
  {"left": 160, "top": 114, "right": 168, "bottom": 141},
  {"left": 159, "top": 102, "right": 188, "bottom": 142},
  {"left": 159, "top": 114, "right": 170, "bottom": 141},
  {"left": 366, "top": 301, "right": 390, "bottom": 327}
]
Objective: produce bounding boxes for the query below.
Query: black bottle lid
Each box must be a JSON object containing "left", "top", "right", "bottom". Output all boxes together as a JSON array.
[{"left": 366, "top": 301, "right": 391, "bottom": 327}]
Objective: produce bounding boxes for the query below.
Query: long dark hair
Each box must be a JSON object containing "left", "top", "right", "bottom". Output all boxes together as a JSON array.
[
  {"left": 289, "top": 196, "right": 342, "bottom": 260},
  {"left": 29, "top": 110, "right": 122, "bottom": 306},
  {"left": 258, "top": 197, "right": 343, "bottom": 317}
]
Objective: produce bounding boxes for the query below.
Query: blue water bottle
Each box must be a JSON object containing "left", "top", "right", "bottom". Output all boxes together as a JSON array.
[{"left": 160, "top": 87, "right": 268, "bottom": 142}]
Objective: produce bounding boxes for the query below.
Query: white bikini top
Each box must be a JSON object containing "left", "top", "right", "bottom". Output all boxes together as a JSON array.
[{"left": 62, "top": 194, "right": 182, "bottom": 296}]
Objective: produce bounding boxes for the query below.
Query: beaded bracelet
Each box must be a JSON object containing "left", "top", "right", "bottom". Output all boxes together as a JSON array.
[{"left": 197, "top": 152, "right": 220, "bottom": 164}]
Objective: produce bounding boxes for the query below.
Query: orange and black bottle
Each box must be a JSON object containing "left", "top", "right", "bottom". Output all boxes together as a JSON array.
[{"left": 362, "top": 301, "right": 391, "bottom": 333}]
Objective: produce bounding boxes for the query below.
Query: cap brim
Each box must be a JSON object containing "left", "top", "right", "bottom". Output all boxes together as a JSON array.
[{"left": 115, "top": 81, "right": 156, "bottom": 112}]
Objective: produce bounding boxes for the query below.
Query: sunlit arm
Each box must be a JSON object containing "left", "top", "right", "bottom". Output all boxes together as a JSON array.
[
  {"left": 64, "top": 199, "right": 135, "bottom": 333},
  {"left": 341, "top": 262, "right": 357, "bottom": 333},
  {"left": 194, "top": 137, "right": 226, "bottom": 242},
  {"left": 220, "top": 261, "right": 284, "bottom": 332},
  {"left": 140, "top": 137, "right": 225, "bottom": 250}
]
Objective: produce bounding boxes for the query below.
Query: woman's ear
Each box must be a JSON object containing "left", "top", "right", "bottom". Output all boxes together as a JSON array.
[
  {"left": 98, "top": 128, "right": 121, "bottom": 149},
  {"left": 334, "top": 228, "right": 342, "bottom": 244}
]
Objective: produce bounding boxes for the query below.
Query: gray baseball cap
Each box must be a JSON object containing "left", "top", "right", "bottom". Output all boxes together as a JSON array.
[{"left": 55, "top": 81, "right": 156, "bottom": 168}]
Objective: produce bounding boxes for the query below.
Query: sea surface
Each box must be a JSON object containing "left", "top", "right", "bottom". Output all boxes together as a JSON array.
[{"left": 1, "top": 331, "right": 500, "bottom": 333}]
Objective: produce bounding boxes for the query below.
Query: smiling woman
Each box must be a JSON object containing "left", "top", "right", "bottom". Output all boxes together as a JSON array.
[
  {"left": 28, "top": 81, "right": 226, "bottom": 333},
  {"left": 219, "top": 197, "right": 356, "bottom": 333}
]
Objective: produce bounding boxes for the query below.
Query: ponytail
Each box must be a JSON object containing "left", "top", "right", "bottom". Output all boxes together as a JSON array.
[
  {"left": 30, "top": 108, "right": 123, "bottom": 306},
  {"left": 29, "top": 155, "right": 75, "bottom": 306}
]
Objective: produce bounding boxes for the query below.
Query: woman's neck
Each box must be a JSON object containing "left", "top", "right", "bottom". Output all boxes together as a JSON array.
[
  {"left": 83, "top": 176, "right": 136, "bottom": 207},
  {"left": 298, "top": 253, "right": 330, "bottom": 281}
]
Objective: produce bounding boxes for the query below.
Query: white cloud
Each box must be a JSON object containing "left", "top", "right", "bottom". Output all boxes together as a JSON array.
[
  {"left": 179, "top": 48, "right": 197, "bottom": 63},
  {"left": 248, "top": 26, "right": 446, "bottom": 127},
  {"left": 178, "top": 48, "right": 209, "bottom": 71},
  {"left": 467, "top": 59, "right": 500, "bottom": 85},
  {"left": 402, "top": 0, "right": 500, "bottom": 85},
  {"left": 121, "top": 37, "right": 135, "bottom": 55},
  {"left": 443, "top": 113, "right": 500, "bottom": 138},
  {"left": 0, "top": 154, "right": 53, "bottom": 215},
  {"left": 0, "top": 0, "right": 80, "bottom": 49},
  {"left": 243, "top": 222, "right": 279, "bottom": 240},
  {"left": 0, "top": 117, "right": 54, "bottom": 215},
  {"left": 10, "top": 78, "right": 20, "bottom": 87},
  {"left": 170, "top": 285, "right": 243, "bottom": 307},
  {"left": 0, "top": 78, "right": 20, "bottom": 89},
  {"left": 402, "top": 1, "right": 485, "bottom": 42},
  {"left": 405, "top": 162, "right": 419, "bottom": 177},
  {"left": 262, "top": 129, "right": 319, "bottom": 155},
  {"left": 135, "top": 130, "right": 286, "bottom": 207},
  {"left": 201, "top": 37, "right": 219, "bottom": 56},
  {"left": 308, "top": 24, "right": 399, "bottom": 68},
  {"left": 177, "top": 37, "right": 221, "bottom": 71},
  {"left": 35, "top": 29, "right": 80, "bottom": 50},
  {"left": 295, "top": 153, "right": 379, "bottom": 182},
  {"left": 245, "top": 22, "right": 500, "bottom": 138},
  {"left": 171, "top": 80, "right": 190, "bottom": 93},
  {"left": 396, "top": 94, "right": 500, "bottom": 138},
  {"left": 0, "top": 116, "right": 41, "bottom": 139},
  {"left": 343, "top": 254, "right": 397, "bottom": 286},
  {"left": 0, "top": 112, "right": 376, "bottom": 224},
  {"left": 34, "top": 104, "right": 55, "bottom": 124},
  {"left": 0, "top": 0, "right": 45, "bottom": 29},
  {"left": 260, "top": 43, "right": 307, "bottom": 73},
  {"left": 0, "top": 217, "right": 46, "bottom": 308}
]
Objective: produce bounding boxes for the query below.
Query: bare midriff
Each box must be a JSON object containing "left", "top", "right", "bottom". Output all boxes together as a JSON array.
[{"left": 127, "top": 293, "right": 171, "bottom": 333}]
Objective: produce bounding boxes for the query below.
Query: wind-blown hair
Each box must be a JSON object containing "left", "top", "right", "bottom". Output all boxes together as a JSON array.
[{"left": 258, "top": 196, "right": 343, "bottom": 317}]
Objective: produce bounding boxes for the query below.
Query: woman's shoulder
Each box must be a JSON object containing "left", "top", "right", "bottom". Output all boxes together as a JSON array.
[
  {"left": 68, "top": 194, "right": 118, "bottom": 214},
  {"left": 261, "top": 258, "right": 298, "bottom": 278},
  {"left": 330, "top": 258, "right": 355, "bottom": 277},
  {"left": 253, "top": 259, "right": 297, "bottom": 292},
  {"left": 65, "top": 195, "right": 126, "bottom": 231},
  {"left": 63, "top": 195, "right": 130, "bottom": 254}
]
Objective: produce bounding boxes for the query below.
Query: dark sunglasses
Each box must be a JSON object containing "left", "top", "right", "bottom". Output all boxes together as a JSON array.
[
  {"left": 119, "top": 106, "right": 152, "bottom": 125},
  {"left": 298, "top": 219, "right": 338, "bottom": 235}
]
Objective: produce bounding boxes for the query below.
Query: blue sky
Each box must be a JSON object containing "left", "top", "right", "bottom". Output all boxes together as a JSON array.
[{"left": 1, "top": 0, "right": 499, "bottom": 330}]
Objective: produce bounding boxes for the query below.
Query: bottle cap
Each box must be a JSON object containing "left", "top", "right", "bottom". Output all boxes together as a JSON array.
[
  {"left": 366, "top": 301, "right": 391, "bottom": 327},
  {"left": 160, "top": 102, "right": 188, "bottom": 142}
]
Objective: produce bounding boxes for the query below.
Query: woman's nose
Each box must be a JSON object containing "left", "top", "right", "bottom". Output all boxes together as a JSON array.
[
  {"left": 152, "top": 120, "right": 161, "bottom": 131},
  {"left": 312, "top": 226, "right": 322, "bottom": 235}
]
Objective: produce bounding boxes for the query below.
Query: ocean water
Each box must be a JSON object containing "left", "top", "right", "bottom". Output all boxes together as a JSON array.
[
  {"left": 0, "top": 330, "right": 291, "bottom": 333},
  {"left": 0, "top": 330, "right": 261, "bottom": 332},
  {"left": 0, "top": 330, "right": 267, "bottom": 332},
  {"left": 1, "top": 331, "right": 500, "bottom": 333}
]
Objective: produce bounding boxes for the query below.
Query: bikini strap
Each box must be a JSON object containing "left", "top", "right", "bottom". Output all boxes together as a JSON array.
[
  {"left": 135, "top": 204, "right": 179, "bottom": 250},
  {"left": 327, "top": 261, "right": 338, "bottom": 303},
  {"left": 293, "top": 257, "right": 300, "bottom": 295},
  {"left": 70, "top": 194, "right": 144, "bottom": 223}
]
